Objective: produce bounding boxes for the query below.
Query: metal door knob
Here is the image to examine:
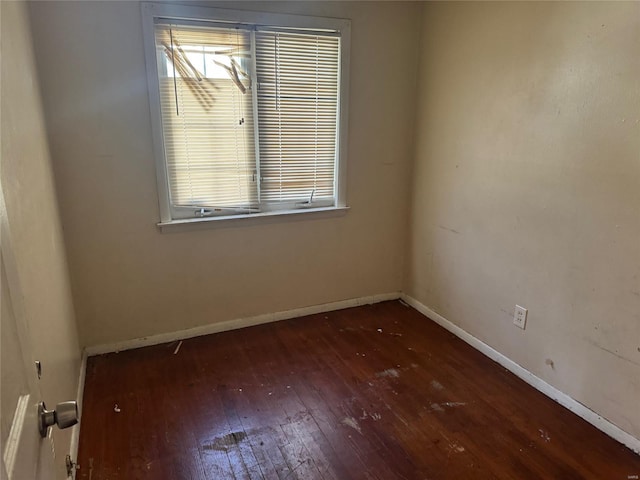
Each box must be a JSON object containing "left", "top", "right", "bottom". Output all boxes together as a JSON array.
[{"left": 38, "top": 401, "right": 78, "bottom": 437}]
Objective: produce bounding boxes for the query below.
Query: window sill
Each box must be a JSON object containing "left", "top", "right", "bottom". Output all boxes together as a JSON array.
[{"left": 157, "top": 206, "right": 350, "bottom": 233}]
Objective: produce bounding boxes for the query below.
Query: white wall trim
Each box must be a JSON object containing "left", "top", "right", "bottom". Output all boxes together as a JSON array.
[
  {"left": 85, "top": 292, "right": 401, "bottom": 357},
  {"left": 400, "top": 293, "right": 640, "bottom": 455},
  {"left": 68, "top": 351, "right": 87, "bottom": 478}
]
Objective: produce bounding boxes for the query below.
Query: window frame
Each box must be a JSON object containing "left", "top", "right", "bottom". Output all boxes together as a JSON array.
[{"left": 141, "top": 2, "right": 351, "bottom": 227}]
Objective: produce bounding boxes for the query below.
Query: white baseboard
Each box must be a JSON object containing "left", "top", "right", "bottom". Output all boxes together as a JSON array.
[
  {"left": 400, "top": 294, "right": 640, "bottom": 455},
  {"left": 85, "top": 292, "right": 401, "bottom": 357},
  {"left": 68, "top": 350, "right": 87, "bottom": 478}
]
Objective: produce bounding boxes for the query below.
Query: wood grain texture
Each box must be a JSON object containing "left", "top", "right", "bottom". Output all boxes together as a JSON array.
[{"left": 77, "top": 301, "right": 640, "bottom": 479}]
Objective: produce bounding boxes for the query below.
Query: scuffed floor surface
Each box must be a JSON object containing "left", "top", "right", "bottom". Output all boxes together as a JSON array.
[{"left": 78, "top": 301, "right": 640, "bottom": 479}]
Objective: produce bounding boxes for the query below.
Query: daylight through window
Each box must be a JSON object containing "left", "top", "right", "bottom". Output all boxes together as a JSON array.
[{"left": 146, "top": 8, "right": 347, "bottom": 222}]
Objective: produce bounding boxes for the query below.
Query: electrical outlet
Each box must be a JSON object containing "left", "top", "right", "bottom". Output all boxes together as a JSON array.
[{"left": 513, "top": 305, "right": 527, "bottom": 329}]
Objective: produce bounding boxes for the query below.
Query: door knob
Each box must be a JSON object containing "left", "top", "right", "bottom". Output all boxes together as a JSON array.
[{"left": 38, "top": 401, "right": 78, "bottom": 438}]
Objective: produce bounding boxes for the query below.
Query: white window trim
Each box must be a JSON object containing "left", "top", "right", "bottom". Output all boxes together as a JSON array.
[{"left": 141, "top": 2, "right": 351, "bottom": 228}]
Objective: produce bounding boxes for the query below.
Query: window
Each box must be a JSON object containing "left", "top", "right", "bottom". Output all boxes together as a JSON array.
[{"left": 141, "top": 3, "right": 350, "bottom": 224}]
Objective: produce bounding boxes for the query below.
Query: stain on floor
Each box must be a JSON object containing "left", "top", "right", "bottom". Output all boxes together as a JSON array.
[{"left": 203, "top": 431, "right": 248, "bottom": 451}]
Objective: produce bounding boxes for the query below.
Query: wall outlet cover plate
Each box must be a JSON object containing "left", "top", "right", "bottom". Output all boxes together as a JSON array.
[{"left": 514, "top": 305, "right": 528, "bottom": 329}]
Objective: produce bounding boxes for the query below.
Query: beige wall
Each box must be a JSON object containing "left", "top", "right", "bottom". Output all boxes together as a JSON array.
[
  {"left": 28, "top": 1, "right": 422, "bottom": 348},
  {"left": 1, "top": 1, "right": 82, "bottom": 477},
  {"left": 408, "top": 1, "right": 640, "bottom": 439}
]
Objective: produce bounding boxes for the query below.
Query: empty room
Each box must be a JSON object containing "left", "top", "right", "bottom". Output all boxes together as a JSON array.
[{"left": 1, "top": 0, "right": 639, "bottom": 479}]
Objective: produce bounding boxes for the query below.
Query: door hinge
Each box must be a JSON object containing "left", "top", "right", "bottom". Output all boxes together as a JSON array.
[{"left": 65, "top": 455, "right": 77, "bottom": 478}]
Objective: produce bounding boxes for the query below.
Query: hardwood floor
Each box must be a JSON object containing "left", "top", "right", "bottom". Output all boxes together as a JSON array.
[{"left": 77, "top": 301, "right": 640, "bottom": 479}]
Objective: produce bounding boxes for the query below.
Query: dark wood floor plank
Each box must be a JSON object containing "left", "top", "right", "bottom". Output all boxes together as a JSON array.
[
  {"left": 248, "top": 324, "right": 341, "bottom": 480},
  {"left": 77, "top": 301, "right": 640, "bottom": 480},
  {"left": 284, "top": 313, "right": 430, "bottom": 480}
]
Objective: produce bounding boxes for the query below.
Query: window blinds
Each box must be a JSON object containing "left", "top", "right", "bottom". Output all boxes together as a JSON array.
[
  {"left": 155, "top": 25, "right": 258, "bottom": 211},
  {"left": 256, "top": 31, "right": 340, "bottom": 204},
  {"left": 154, "top": 22, "right": 340, "bottom": 214}
]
